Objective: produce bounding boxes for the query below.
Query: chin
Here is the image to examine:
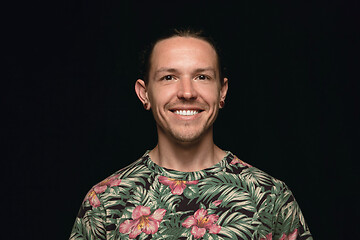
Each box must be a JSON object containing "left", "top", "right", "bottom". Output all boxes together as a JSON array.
[
  {"left": 172, "top": 135, "right": 201, "bottom": 143},
  {"left": 169, "top": 128, "right": 208, "bottom": 144}
]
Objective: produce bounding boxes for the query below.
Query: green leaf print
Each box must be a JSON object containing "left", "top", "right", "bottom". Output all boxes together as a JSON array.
[
  {"left": 70, "top": 152, "right": 312, "bottom": 240},
  {"left": 149, "top": 177, "right": 182, "bottom": 212},
  {"left": 80, "top": 206, "right": 106, "bottom": 240},
  {"left": 183, "top": 184, "right": 199, "bottom": 199},
  {"left": 118, "top": 164, "right": 151, "bottom": 187},
  {"left": 69, "top": 218, "right": 86, "bottom": 240},
  {"left": 241, "top": 167, "right": 273, "bottom": 187},
  {"left": 218, "top": 211, "right": 255, "bottom": 239}
]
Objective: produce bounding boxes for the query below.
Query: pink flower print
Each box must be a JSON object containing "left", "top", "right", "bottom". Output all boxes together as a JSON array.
[
  {"left": 279, "top": 229, "right": 298, "bottom": 240},
  {"left": 212, "top": 200, "right": 222, "bottom": 207},
  {"left": 158, "top": 176, "right": 198, "bottom": 195},
  {"left": 119, "top": 206, "right": 166, "bottom": 239},
  {"left": 84, "top": 174, "right": 121, "bottom": 207},
  {"left": 230, "top": 156, "right": 252, "bottom": 167},
  {"left": 84, "top": 190, "right": 101, "bottom": 208},
  {"left": 182, "top": 208, "right": 221, "bottom": 239},
  {"left": 260, "top": 233, "right": 273, "bottom": 240},
  {"left": 93, "top": 174, "right": 122, "bottom": 193}
]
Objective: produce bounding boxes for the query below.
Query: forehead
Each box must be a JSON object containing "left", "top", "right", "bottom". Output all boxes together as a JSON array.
[{"left": 150, "top": 37, "right": 218, "bottom": 72}]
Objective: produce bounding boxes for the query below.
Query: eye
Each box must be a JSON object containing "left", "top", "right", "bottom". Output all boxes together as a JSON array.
[
  {"left": 161, "top": 75, "right": 175, "bottom": 81},
  {"left": 196, "top": 75, "right": 210, "bottom": 80}
]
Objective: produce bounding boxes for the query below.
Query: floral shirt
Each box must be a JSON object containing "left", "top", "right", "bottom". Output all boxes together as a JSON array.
[{"left": 70, "top": 151, "right": 312, "bottom": 240}]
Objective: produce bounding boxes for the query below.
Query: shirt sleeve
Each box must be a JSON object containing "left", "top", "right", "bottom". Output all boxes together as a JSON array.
[
  {"left": 272, "top": 186, "right": 313, "bottom": 240},
  {"left": 69, "top": 191, "right": 107, "bottom": 240}
]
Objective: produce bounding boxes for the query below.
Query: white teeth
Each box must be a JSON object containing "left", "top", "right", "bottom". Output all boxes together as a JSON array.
[{"left": 174, "top": 110, "right": 199, "bottom": 116}]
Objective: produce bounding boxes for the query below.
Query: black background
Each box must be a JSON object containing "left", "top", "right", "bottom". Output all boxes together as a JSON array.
[{"left": 5, "top": 1, "right": 359, "bottom": 239}]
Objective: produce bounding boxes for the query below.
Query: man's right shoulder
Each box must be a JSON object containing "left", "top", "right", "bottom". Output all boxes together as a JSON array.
[{"left": 82, "top": 154, "right": 152, "bottom": 207}]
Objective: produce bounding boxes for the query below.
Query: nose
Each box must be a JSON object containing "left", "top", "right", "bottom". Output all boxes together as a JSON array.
[{"left": 177, "top": 77, "right": 198, "bottom": 100}]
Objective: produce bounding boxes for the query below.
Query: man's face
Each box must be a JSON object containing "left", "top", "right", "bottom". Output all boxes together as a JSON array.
[{"left": 137, "top": 37, "right": 228, "bottom": 143}]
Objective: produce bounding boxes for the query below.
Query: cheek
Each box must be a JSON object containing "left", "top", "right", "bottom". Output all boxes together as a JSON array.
[
  {"left": 149, "top": 87, "right": 176, "bottom": 107},
  {"left": 148, "top": 94, "right": 167, "bottom": 112},
  {"left": 197, "top": 87, "right": 221, "bottom": 104}
]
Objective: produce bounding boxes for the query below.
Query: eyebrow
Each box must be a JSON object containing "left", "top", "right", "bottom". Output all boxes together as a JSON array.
[
  {"left": 194, "top": 68, "right": 217, "bottom": 76},
  {"left": 155, "top": 68, "right": 178, "bottom": 74},
  {"left": 155, "top": 67, "right": 217, "bottom": 76}
]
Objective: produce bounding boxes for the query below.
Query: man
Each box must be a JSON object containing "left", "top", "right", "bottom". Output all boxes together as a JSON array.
[{"left": 70, "top": 29, "right": 312, "bottom": 240}]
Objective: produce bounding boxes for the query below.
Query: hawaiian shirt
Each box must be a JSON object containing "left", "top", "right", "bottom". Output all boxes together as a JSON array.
[{"left": 70, "top": 151, "right": 312, "bottom": 240}]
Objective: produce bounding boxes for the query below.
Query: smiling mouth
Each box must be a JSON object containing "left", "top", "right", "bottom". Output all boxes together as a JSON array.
[{"left": 173, "top": 110, "right": 200, "bottom": 116}]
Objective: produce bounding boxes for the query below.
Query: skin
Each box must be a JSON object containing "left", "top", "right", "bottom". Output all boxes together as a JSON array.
[{"left": 135, "top": 36, "right": 228, "bottom": 172}]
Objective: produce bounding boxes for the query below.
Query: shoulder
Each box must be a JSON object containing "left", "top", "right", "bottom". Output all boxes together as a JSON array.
[
  {"left": 83, "top": 154, "right": 151, "bottom": 208},
  {"left": 225, "top": 153, "right": 290, "bottom": 195}
]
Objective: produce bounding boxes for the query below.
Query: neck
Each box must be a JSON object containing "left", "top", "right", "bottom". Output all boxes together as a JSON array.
[{"left": 149, "top": 129, "right": 226, "bottom": 172}]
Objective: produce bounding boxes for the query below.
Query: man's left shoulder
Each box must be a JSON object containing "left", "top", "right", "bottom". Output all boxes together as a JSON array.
[{"left": 224, "top": 153, "right": 289, "bottom": 193}]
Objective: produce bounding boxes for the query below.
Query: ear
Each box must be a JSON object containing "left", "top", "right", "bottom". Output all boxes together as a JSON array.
[
  {"left": 220, "top": 77, "right": 229, "bottom": 101},
  {"left": 135, "top": 79, "right": 151, "bottom": 110}
]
